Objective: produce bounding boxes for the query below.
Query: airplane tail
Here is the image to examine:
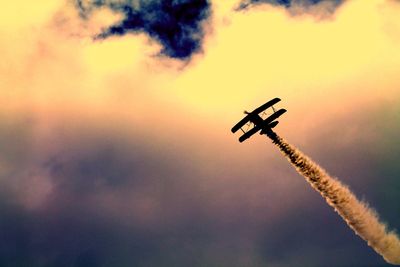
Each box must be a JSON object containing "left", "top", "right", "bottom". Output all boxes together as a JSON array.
[{"left": 260, "top": 121, "right": 279, "bottom": 135}]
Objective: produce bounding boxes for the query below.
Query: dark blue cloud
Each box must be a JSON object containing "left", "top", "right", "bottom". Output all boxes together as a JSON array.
[
  {"left": 237, "top": 0, "right": 344, "bottom": 14},
  {"left": 77, "top": 0, "right": 211, "bottom": 60},
  {"left": 0, "top": 108, "right": 398, "bottom": 267}
]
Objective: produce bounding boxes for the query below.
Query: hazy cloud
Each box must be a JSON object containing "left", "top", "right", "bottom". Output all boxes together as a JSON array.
[
  {"left": 236, "top": 0, "right": 345, "bottom": 17},
  {"left": 0, "top": 103, "right": 399, "bottom": 266}
]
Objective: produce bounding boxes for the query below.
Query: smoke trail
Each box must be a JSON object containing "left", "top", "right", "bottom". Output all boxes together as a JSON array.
[{"left": 264, "top": 130, "right": 400, "bottom": 265}]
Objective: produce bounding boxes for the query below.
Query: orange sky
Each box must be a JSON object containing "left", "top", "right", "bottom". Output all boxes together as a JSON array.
[
  {"left": 1, "top": 1, "right": 400, "bottom": 266},
  {"left": 1, "top": 0, "right": 400, "bottom": 123},
  {"left": 1, "top": 0, "right": 399, "bottom": 209}
]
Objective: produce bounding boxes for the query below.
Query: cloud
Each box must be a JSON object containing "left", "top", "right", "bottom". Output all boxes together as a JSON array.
[
  {"left": 236, "top": 0, "right": 345, "bottom": 17},
  {"left": 75, "top": 0, "right": 212, "bottom": 60},
  {"left": 1, "top": 0, "right": 400, "bottom": 266},
  {"left": 1, "top": 101, "right": 399, "bottom": 267}
]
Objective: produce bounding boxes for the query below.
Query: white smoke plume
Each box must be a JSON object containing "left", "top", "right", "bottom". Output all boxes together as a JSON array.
[{"left": 264, "top": 130, "right": 400, "bottom": 265}]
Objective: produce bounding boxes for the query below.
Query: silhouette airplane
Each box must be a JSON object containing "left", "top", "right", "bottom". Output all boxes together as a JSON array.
[{"left": 231, "top": 98, "right": 286, "bottom": 142}]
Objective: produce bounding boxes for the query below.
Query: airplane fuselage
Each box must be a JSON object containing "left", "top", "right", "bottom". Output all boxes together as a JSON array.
[
  {"left": 232, "top": 98, "right": 285, "bottom": 142},
  {"left": 247, "top": 113, "right": 264, "bottom": 126}
]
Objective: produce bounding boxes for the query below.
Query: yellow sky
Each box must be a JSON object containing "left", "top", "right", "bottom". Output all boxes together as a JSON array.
[{"left": 1, "top": 0, "right": 400, "bottom": 142}]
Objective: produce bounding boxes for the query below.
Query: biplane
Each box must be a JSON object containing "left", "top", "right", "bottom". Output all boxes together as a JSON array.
[{"left": 231, "top": 98, "right": 286, "bottom": 142}]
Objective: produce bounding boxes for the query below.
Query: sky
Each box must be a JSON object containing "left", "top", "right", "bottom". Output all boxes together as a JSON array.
[{"left": 0, "top": 0, "right": 400, "bottom": 266}]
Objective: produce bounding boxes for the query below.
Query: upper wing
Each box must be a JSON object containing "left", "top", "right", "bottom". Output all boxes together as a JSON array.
[
  {"left": 262, "top": 108, "right": 287, "bottom": 125},
  {"left": 238, "top": 109, "right": 286, "bottom": 142},
  {"left": 232, "top": 98, "right": 281, "bottom": 133},
  {"left": 238, "top": 124, "right": 262, "bottom": 142},
  {"left": 251, "top": 98, "right": 281, "bottom": 115},
  {"left": 231, "top": 115, "right": 251, "bottom": 133}
]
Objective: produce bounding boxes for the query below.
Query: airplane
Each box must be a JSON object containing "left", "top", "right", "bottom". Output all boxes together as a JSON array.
[{"left": 231, "top": 98, "right": 286, "bottom": 142}]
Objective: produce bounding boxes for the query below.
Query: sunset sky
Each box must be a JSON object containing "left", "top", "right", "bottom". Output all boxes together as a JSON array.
[{"left": 1, "top": 0, "right": 400, "bottom": 266}]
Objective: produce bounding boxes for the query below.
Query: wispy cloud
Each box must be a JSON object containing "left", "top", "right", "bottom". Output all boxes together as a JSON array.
[{"left": 236, "top": 0, "right": 345, "bottom": 18}]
